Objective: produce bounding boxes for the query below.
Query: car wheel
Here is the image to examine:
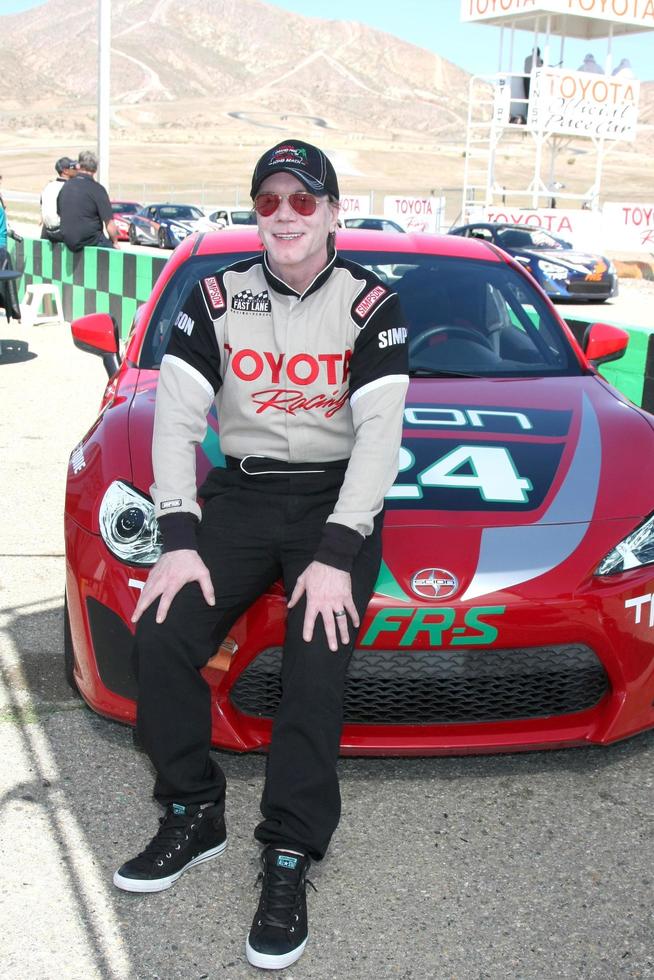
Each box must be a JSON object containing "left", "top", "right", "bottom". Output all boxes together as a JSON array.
[
  {"left": 128, "top": 224, "right": 138, "bottom": 246},
  {"left": 63, "top": 594, "right": 81, "bottom": 697},
  {"left": 158, "top": 228, "right": 168, "bottom": 249}
]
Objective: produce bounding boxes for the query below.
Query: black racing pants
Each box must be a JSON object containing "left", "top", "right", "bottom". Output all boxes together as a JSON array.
[{"left": 135, "top": 461, "right": 383, "bottom": 861}]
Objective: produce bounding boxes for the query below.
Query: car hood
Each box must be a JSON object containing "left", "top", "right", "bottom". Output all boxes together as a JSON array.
[
  {"left": 168, "top": 219, "right": 203, "bottom": 231},
  {"left": 128, "top": 372, "right": 653, "bottom": 600},
  {"left": 378, "top": 375, "right": 654, "bottom": 604},
  {"left": 129, "top": 372, "right": 652, "bottom": 524},
  {"left": 522, "top": 248, "right": 610, "bottom": 273},
  {"left": 393, "top": 374, "right": 652, "bottom": 523}
]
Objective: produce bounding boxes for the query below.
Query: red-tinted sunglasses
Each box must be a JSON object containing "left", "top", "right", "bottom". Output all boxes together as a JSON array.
[{"left": 253, "top": 192, "right": 326, "bottom": 217}]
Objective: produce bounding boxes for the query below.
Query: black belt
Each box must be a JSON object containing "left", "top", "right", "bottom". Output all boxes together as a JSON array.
[{"left": 226, "top": 454, "right": 349, "bottom": 476}]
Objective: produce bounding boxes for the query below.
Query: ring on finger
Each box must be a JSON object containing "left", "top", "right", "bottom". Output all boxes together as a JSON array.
[{"left": 334, "top": 610, "right": 347, "bottom": 617}]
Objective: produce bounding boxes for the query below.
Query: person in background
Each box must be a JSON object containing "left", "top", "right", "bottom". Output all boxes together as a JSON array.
[
  {"left": 40, "top": 156, "right": 77, "bottom": 243},
  {"left": 112, "top": 138, "right": 409, "bottom": 971},
  {"left": 612, "top": 58, "right": 635, "bottom": 79},
  {"left": 0, "top": 188, "right": 22, "bottom": 325},
  {"left": 57, "top": 150, "right": 118, "bottom": 251},
  {"left": 578, "top": 53, "right": 603, "bottom": 74}
]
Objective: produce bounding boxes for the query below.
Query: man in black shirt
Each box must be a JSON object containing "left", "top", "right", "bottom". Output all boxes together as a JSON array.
[{"left": 58, "top": 150, "right": 118, "bottom": 251}]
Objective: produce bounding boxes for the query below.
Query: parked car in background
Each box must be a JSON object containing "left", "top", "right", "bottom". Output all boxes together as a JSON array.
[
  {"left": 127, "top": 203, "right": 206, "bottom": 249},
  {"left": 66, "top": 227, "right": 654, "bottom": 759},
  {"left": 110, "top": 201, "right": 142, "bottom": 241},
  {"left": 448, "top": 222, "right": 618, "bottom": 302},
  {"left": 205, "top": 205, "right": 257, "bottom": 228},
  {"left": 343, "top": 215, "right": 407, "bottom": 233}
]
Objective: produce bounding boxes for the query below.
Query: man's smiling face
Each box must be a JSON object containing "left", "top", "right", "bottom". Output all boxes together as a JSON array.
[{"left": 255, "top": 172, "right": 339, "bottom": 293}]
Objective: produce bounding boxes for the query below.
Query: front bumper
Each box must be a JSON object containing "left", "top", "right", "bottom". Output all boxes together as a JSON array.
[
  {"left": 65, "top": 516, "right": 654, "bottom": 755},
  {"left": 543, "top": 274, "right": 619, "bottom": 302}
]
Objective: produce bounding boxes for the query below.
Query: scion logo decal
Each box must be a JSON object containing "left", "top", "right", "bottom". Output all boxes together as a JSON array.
[
  {"left": 231, "top": 289, "right": 271, "bottom": 314},
  {"left": 411, "top": 568, "right": 458, "bottom": 600}
]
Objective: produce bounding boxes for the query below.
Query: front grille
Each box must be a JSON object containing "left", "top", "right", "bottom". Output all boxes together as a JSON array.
[
  {"left": 230, "top": 644, "right": 609, "bottom": 725},
  {"left": 567, "top": 280, "right": 612, "bottom": 296}
]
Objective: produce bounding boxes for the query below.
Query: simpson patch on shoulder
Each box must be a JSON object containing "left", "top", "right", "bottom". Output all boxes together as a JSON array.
[
  {"left": 354, "top": 285, "right": 387, "bottom": 320},
  {"left": 202, "top": 276, "right": 225, "bottom": 311}
]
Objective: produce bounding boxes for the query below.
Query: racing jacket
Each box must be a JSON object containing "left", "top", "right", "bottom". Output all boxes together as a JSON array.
[{"left": 152, "top": 250, "right": 409, "bottom": 570}]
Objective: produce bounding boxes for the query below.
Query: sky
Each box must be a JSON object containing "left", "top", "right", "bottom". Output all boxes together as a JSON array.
[{"left": 3, "top": 0, "right": 653, "bottom": 79}]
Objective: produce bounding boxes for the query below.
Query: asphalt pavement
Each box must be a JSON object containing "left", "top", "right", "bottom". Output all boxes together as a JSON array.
[{"left": 1, "top": 302, "right": 654, "bottom": 980}]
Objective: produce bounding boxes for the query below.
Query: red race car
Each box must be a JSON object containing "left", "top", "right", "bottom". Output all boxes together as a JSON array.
[
  {"left": 110, "top": 200, "right": 142, "bottom": 241},
  {"left": 65, "top": 228, "right": 654, "bottom": 756}
]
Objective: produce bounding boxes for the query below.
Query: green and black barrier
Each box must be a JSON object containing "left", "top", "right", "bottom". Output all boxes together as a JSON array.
[
  {"left": 8, "top": 237, "right": 166, "bottom": 338},
  {"left": 8, "top": 236, "right": 654, "bottom": 414}
]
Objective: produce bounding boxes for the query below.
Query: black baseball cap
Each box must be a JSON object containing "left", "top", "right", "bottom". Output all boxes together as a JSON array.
[
  {"left": 55, "top": 156, "right": 76, "bottom": 174},
  {"left": 250, "top": 140, "right": 339, "bottom": 200}
]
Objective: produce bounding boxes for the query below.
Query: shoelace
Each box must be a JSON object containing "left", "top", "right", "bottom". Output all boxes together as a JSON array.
[
  {"left": 255, "top": 862, "right": 317, "bottom": 930},
  {"left": 138, "top": 810, "right": 202, "bottom": 862}
]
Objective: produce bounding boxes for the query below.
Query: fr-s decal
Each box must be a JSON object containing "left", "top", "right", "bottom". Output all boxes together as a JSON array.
[{"left": 360, "top": 606, "right": 506, "bottom": 647}]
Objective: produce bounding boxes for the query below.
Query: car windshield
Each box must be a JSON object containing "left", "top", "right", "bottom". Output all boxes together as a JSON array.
[
  {"left": 159, "top": 206, "right": 203, "bottom": 220},
  {"left": 111, "top": 202, "right": 139, "bottom": 215},
  {"left": 231, "top": 210, "right": 257, "bottom": 224},
  {"left": 497, "top": 227, "right": 565, "bottom": 250},
  {"left": 139, "top": 250, "right": 581, "bottom": 378}
]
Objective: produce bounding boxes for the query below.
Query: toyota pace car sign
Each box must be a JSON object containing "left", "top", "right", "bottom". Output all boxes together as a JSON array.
[{"left": 528, "top": 69, "right": 639, "bottom": 141}]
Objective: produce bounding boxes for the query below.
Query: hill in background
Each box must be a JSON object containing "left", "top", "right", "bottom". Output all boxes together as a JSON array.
[{"left": 1, "top": 0, "right": 653, "bottom": 215}]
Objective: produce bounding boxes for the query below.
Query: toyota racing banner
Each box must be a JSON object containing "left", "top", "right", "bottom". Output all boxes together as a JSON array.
[
  {"left": 602, "top": 203, "right": 654, "bottom": 251},
  {"left": 338, "top": 195, "right": 371, "bottom": 217},
  {"left": 469, "top": 207, "right": 602, "bottom": 251},
  {"left": 384, "top": 196, "right": 445, "bottom": 233}
]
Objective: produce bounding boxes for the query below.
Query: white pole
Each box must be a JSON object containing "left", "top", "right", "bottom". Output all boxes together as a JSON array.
[{"left": 98, "top": 0, "right": 111, "bottom": 188}]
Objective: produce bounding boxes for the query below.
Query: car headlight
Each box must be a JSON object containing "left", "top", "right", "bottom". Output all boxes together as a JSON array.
[
  {"left": 168, "top": 223, "right": 187, "bottom": 237},
  {"left": 595, "top": 512, "right": 654, "bottom": 575},
  {"left": 99, "top": 480, "right": 162, "bottom": 566},
  {"left": 537, "top": 259, "right": 569, "bottom": 281}
]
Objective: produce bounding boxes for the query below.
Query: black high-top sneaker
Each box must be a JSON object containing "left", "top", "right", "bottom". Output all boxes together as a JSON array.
[
  {"left": 113, "top": 802, "right": 226, "bottom": 893},
  {"left": 246, "top": 847, "right": 314, "bottom": 970}
]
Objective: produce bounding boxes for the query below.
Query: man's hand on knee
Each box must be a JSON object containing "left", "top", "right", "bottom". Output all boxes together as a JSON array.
[
  {"left": 288, "top": 560, "right": 359, "bottom": 652},
  {"left": 131, "top": 550, "right": 215, "bottom": 625}
]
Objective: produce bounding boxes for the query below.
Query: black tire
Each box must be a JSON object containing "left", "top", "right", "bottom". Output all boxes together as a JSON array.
[
  {"left": 128, "top": 224, "right": 138, "bottom": 246},
  {"left": 63, "top": 594, "right": 81, "bottom": 697},
  {"left": 158, "top": 227, "right": 169, "bottom": 249}
]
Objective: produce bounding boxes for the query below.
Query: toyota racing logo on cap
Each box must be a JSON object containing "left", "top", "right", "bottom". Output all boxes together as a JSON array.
[{"left": 410, "top": 568, "right": 459, "bottom": 600}]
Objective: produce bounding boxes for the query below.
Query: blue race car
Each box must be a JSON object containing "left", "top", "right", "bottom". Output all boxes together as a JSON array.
[
  {"left": 127, "top": 203, "right": 207, "bottom": 250},
  {"left": 448, "top": 222, "right": 618, "bottom": 302}
]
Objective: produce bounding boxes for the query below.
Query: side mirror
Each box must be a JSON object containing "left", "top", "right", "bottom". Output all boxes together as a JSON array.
[
  {"left": 583, "top": 321, "right": 629, "bottom": 368},
  {"left": 71, "top": 312, "right": 121, "bottom": 376}
]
